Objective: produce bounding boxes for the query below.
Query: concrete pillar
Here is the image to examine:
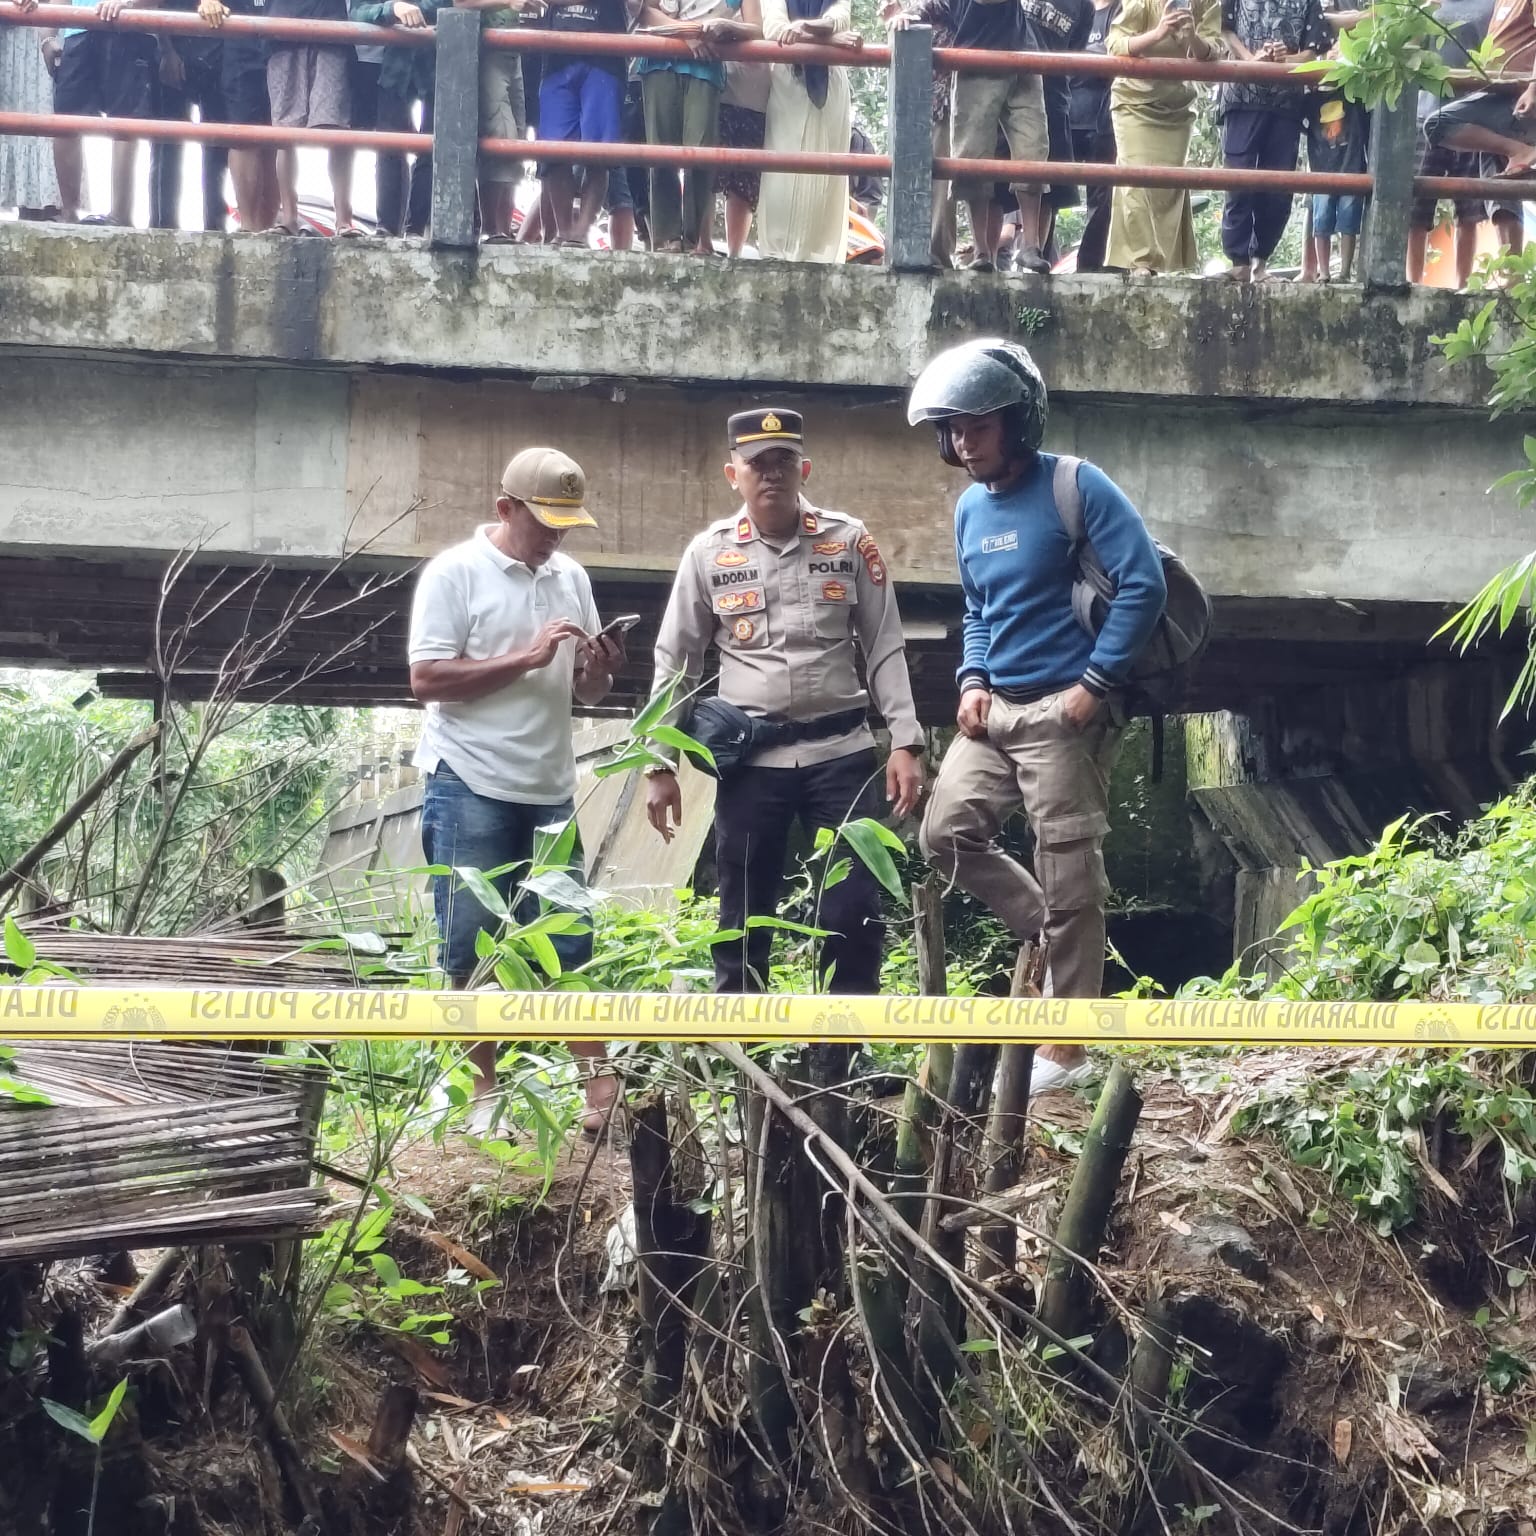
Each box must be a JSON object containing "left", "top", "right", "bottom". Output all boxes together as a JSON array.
[
  {"left": 1187, "top": 660, "right": 1527, "bottom": 972},
  {"left": 886, "top": 24, "right": 936, "bottom": 272},
  {"left": 431, "top": 8, "right": 482, "bottom": 250},
  {"left": 1362, "top": 95, "right": 1417, "bottom": 293}
]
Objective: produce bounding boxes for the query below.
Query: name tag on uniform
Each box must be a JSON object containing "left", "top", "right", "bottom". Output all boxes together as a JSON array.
[{"left": 981, "top": 531, "right": 1020, "bottom": 554}]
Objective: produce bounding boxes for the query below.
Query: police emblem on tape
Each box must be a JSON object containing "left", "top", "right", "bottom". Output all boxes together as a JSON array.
[{"left": 733, "top": 618, "right": 756, "bottom": 642}]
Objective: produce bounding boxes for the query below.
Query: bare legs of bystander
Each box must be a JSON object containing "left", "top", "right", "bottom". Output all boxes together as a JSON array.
[
  {"left": 54, "top": 135, "right": 136, "bottom": 224},
  {"left": 464, "top": 1039, "right": 616, "bottom": 1138},
  {"left": 724, "top": 191, "right": 752, "bottom": 256},
  {"left": 229, "top": 146, "right": 278, "bottom": 232}
]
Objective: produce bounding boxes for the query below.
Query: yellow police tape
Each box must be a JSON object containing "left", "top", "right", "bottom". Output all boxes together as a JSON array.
[{"left": 3, "top": 986, "right": 1536, "bottom": 1046}]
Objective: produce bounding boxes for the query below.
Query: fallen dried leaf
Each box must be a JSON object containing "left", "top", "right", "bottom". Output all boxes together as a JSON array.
[
  {"left": 505, "top": 1480, "right": 591, "bottom": 1496},
  {"left": 418, "top": 1230, "right": 499, "bottom": 1284},
  {"left": 1407, "top": 1130, "right": 1461, "bottom": 1205},
  {"left": 328, "top": 1430, "right": 385, "bottom": 1484},
  {"left": 1158, "top": 1210, "right": 1193, "bottom": 1238},
  {"left": 385, "top": 1334, "right": 453, "bottom": 1392},
  {"left": 967, "top": 1418, "right": 992, "bottom": 1449},
  {"left": 1263, "top": 1161, "right": 1306, "bottom": 1217},
  {"left": 1378, "top": 1405, "right": 1440, "bottom": 1465},
  {"left": 1419, "top": 1487, "right": 1468, "bottom": 1520},
  {"left": 422, "top": 1392, "right": 481, "bottom": 1412},
  {"left": 1332, "top": 1418, "right": 1353, "bottom": 1465},
  {"left": 495, "top": 1411, "right": 513, "bottom": 1431}
]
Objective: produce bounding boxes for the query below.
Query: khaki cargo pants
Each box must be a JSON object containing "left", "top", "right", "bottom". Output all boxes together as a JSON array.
[{"left": 919, "top": 691, "right": 1121, "bottom": 998}]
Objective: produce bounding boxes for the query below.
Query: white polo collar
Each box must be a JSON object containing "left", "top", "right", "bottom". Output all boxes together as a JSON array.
[{"left": 475, "top": 524, "right": 551, "bottom": 579}]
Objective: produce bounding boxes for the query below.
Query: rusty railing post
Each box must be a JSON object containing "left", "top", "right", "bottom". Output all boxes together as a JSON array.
[
  {"left": 431, "top": 7, "right": 481, "bottom": 249},
  {"left": 1361, "top": 93, "right": 1416, "bottom": 292},
  {"left": 887, "top": 23, "right": 935, "bottom": 272}
]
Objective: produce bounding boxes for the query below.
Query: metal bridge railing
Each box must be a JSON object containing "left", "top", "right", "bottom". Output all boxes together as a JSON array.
[{"left": 2, "top": 2, "right": 1534, "bottom": 285}]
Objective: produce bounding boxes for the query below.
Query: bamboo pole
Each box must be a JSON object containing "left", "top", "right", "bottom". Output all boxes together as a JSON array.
[
  {"left": 977, "top": 946, "right": 1044, "bottom": 1280},
  {"left": 1038, "top": 1063, "right": 1143, "bottom": 1343}
]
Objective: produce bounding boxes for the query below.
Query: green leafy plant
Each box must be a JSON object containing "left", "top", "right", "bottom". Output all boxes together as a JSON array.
[
  {"left": 42, "top": 1378, "right": 129, "bottom": 1536},
  {"left": 1235, "top": 1053, "right": 1536, "bottom": 1233},
  {"left": 1300, "top": 0, "right": 1503, "bottom": 108}
]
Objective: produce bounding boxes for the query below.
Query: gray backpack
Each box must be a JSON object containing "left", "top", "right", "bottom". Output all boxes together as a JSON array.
[{"left": 1052, "top": 455, "right": 1212, "bottom": 719}]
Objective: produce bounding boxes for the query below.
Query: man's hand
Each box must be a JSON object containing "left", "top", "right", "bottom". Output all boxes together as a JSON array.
[
  {"left": 41, "top": 35, "right": 63, "bottom": 73},
  {"left": 15, "top": 0, "right": 41, "bottom": 14},
  {"left": 646, "top": 770, "right": 683, "bottom": 843},
  {"left": 521, "top": 618, "right": 588, "bottom": 670},
  {"left": 830, "top": 29, "right": 863, "bottom": 48},
  {"left": 573, "top": 632, "right": 621, "bottom": 705},
  {"left": 159, "top": 42, "right": 186, "bottom": 88},
  {"left": 198, "top": 0, "right": 229, "bottom": 26},
  {"left": 97, "top": 0, "right": 135, "bottom": 20},
  {"left": 779, "top": 17, "right": 832, "bottom": 43},
  {"left": 1516, "top": 82, "right": 1536, "bottom": 121},
  {"left": 392, "top": 1, "right": 428, "bottom": 24},
  {"left": 576, "top": 631, "right": 624, "bottom": 681},
  {"left": 1058, "top": 683, "right": 1103, "bottom": 731},
  {"left": 886, "top": 748, "right": 924, "bottom": 819},
  {"left": 957, "top": 687, "right": 991, "bottom": 740}
]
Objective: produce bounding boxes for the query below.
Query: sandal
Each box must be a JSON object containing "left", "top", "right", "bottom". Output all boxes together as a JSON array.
[
  {"left": 334, "top": 222, "right": 364, "bottom": 238},
  {"left": 260, "top": 221, "right": 302, "bottom": 237}
]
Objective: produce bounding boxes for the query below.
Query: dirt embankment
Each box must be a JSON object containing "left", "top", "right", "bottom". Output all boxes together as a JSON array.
[{"left": 4, "top": 1050, "right": 1535, "bottom": 1536}]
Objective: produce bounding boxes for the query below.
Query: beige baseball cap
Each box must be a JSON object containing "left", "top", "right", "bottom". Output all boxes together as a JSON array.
[{"left": 499, "top": 447, "right": 598, "bottom": 530}]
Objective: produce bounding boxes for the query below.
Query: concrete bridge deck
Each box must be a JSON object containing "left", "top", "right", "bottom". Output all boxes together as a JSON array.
[{"left": 0, "top": 222, "right": 1525, "bottom": 716}]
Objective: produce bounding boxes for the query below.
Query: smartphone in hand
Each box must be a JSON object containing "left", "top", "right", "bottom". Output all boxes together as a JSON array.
[{"left": 595, "top": 613, "right": 642, "bottom": 643}]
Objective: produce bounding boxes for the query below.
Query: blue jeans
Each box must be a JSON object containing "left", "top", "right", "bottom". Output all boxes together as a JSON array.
[
  {"left": 1311, "top": 193, "right": 1364, "bottom": 238},
  {"left": 420, "top": 765, "right": 592, "bottom": 986}
]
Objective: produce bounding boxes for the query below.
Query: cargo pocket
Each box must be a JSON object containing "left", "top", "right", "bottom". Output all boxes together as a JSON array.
[{"left": 1035, "top": 812, "right": 1111, "bottom": 909}]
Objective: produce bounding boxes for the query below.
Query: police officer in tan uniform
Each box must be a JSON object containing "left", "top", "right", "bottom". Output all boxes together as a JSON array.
[{"left": 646, "top": 408, "right": 926, "bottom": 994}]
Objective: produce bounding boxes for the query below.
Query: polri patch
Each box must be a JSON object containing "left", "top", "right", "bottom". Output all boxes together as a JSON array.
[
  {"left": 821, "top": 580, "right": 848, "bottom": 601},
  {"left": 813, "top": 540, "right": 846, "bottom": 555},
  {"left": 733, "top": 618, "right": 757, "bottom": 642}
]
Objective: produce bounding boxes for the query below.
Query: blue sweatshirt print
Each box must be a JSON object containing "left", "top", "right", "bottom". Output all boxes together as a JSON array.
[{"left": 955, "top": 454, "right": 1166, "bottom": 698}]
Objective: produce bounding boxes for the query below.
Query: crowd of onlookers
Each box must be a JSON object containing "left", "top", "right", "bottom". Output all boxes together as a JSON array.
[{"left": 0, "top": 0, "right": 1532, "bottom": 277}]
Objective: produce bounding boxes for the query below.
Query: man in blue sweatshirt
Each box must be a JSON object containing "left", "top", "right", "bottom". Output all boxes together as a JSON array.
[{"left": 909, "top": 338, "right": 1165, "bottom": 1092}]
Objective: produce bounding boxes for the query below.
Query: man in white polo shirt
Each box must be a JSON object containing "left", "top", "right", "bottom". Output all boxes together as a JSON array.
[{"left": 409, "top": 446, "right": 623, "bottom": 1135}]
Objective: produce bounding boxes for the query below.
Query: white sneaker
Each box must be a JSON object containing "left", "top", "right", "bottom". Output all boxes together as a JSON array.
[
  {"left": 463, "top": 1094, "right": 505, "bottom": 1137},
  {"left": 1030, "top": 1056, "right": 1096, "bottom": 1095}
]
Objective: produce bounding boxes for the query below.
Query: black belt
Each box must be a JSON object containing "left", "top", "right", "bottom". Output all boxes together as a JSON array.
[{"left": 757, "top": 707, "right": 868, "bottom": 745}]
